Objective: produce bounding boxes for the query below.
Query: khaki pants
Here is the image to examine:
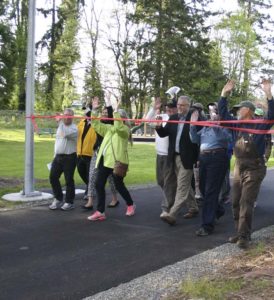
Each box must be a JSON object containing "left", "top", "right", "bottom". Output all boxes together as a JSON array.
[
  {"left": 232, "top": 158, "right": 266, "bottom": 238},
  {"left": 169, "top": 155, "right": 197, "bottom": 217},
  {"left": 156, "top": 155, "right": 177, "bottom": 212}
]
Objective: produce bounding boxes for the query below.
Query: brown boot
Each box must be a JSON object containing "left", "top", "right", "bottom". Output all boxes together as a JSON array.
[
  {"left": 228, "top": 235, "right": 239, "bottom": 243},
  {"left": 183, "top": 209, "right": 199, "bottom": 219},
  {"left": 237, "top": 237, "right": 250, "bottom": 250}
]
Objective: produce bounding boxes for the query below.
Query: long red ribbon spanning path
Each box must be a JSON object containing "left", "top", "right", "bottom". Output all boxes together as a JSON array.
[{"left": 26, "top": 114, "right": 274, "bottom": 135}]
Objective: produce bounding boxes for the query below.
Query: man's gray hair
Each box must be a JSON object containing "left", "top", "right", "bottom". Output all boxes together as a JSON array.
[
  {"left": 178, "top": 95, "right": 190, "bottom": 104},
  {"left": 64, "top": 108, "right": 74, "bottom": 115}
]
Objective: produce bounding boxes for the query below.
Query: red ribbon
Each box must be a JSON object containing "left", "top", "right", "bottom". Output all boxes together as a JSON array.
[{"left": 26, "top": 114, "right": 274, "bottom": 135}]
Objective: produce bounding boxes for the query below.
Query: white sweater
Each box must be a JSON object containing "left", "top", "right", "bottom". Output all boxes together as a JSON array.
[{"left": 146, "top": 108, "right": 169, "bottom": 156}]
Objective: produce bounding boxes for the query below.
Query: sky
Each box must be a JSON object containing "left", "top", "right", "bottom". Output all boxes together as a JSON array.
[{"left": 35, "top": 0, "right": 274, "bottom": 97}]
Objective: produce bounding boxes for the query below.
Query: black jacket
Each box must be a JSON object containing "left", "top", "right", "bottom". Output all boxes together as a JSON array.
[{"left": 156, "top": 111, "right": 199, "bottom": 169}]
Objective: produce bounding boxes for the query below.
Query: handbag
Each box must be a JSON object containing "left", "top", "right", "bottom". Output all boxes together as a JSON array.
[{"left": 110, "top": 136, "right": 129, "bottom": 177}]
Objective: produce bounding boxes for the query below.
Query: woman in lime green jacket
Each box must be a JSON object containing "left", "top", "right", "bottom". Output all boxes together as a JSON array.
[{"left": 87, "top": 98, "right": 136, "bottom": 221}]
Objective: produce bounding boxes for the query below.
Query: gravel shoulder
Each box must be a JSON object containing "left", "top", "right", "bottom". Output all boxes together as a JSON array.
[{"left": 85, "top": 225, "right": 274, "bottom": 300}]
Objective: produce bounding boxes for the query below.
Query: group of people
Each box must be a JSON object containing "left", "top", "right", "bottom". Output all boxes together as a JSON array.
[
  {"left": 48, "top": 93, "right": 136, "bottom": 221},
  {"left": 48, "top": 79, "right": 273, "bottom": 250}
]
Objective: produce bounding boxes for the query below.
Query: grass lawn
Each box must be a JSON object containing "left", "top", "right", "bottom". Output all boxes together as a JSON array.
[
  {"left": 1, "top": 128, "right": 274, "bottom": 205},
  {"left": 0, "top": 129, "right": 156, "bottom": 197}
]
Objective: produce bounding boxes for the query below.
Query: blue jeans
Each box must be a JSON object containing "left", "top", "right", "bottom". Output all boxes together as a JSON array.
[{"left": 199, "top": 150, "right": 229, "bottom": 232}]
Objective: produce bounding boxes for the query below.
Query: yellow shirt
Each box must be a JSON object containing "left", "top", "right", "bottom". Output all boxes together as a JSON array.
[{"left": 77, "top": 120, "right": 97, "bottom": 157}]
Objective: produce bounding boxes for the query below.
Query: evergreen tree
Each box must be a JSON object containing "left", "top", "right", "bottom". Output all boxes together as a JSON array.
[
  {"left": 0, "top": 1, "right": 16, "bottom": 108},
  {"left": 36, "top": 0, "right": 81, "bottom": 110},
  {"left": 119, "top": 0, "right": 222, "bottom": 104}
]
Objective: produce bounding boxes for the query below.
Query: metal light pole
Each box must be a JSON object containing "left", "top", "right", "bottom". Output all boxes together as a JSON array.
[{"left": 23, "top": 0, "right": 40, "bottom": 197}]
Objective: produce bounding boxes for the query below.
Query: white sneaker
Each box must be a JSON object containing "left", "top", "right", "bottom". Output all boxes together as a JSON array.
[
  {"left": 49, "top": 199, "right": 63, "bottom": 210},
  {"left": 61, "top": 202, "right": 74, "bottom": 211},
  {"left": 160, "top": 211, "right": 169, "bottom": 218}
]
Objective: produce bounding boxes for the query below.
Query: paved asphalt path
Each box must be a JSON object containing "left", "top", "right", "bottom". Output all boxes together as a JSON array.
[{"left": 1, "top": 170, "right": 274, "bottom": 300}]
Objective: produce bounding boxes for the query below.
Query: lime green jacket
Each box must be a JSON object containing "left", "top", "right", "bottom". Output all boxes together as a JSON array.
[{"left": 91, "top": 111, "right": 130, "bottom": 169}]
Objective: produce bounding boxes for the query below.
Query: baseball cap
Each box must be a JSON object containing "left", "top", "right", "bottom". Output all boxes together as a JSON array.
[
  {"left": 233, "top": 100, "right": 255, "bottom": 112},
  {"left": 192, "top": 102, "right": 204, "bottom": 110},
  {"left": 254, "top": 108, "right": 264, "bottom": 116}
]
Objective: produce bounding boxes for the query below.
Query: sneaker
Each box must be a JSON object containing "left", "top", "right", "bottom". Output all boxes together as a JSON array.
[
  {"left": 196, "top": 227, "right": 211, "bottom": 237},
  {"left": 160, "top": 211, "right": 169, "bottom": 218},
  {"left": 160, "top": 213, "right": 176, "bottom": 225},
  {"left": 61, "top": 202, "right": 74, "bottom": 211},
  {"left": 126, "top": 204, "right": 136, "bottom": 216},
  {"left": 49, "top": 199, "right": 63, "bottom": 210},
  {"left": 87, "top": 210, "right": 106, "bottom": 221}
]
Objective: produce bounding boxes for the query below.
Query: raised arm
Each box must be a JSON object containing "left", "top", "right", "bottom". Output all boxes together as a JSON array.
[
  {"left": 59, "top": 122, "right": 78, "bottom": 139},
  {"left": 261, "top": 79, "right": 274, "bottom": 120},
  {"left": 91, "top": 97, "right": 110, "bottom": 137},
  {"left": 218, "top": 80, "right": 236, "bottom": 121},
  {"left": 189, "top": 110, "right": 201, "bottom": 145}
]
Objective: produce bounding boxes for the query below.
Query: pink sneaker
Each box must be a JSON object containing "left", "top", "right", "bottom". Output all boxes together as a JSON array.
[
  {"left": 87, "top": 210, "right": 106, "bottom": 221},
  {"left": 126, "top": 204, "right": 136, "bottom": 216}
]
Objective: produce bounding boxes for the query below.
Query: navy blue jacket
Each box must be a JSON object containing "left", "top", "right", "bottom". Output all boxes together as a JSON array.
[{"left": 218, "top": 97, "right": 274, "bottom": 157}]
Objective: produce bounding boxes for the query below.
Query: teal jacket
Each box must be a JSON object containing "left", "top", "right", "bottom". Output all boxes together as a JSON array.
[{"left": 91, "top": 111, "right": 130, "bottom": 169}]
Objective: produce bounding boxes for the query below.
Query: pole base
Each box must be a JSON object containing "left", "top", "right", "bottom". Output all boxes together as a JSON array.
[{"left": 2, "top": 192, "right": 53, "bottom": 202}]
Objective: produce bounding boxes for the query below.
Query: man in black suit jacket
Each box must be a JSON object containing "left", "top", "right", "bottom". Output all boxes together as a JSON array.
[{"left": 156, "top": 96, "right": 199, "bottom": 225}]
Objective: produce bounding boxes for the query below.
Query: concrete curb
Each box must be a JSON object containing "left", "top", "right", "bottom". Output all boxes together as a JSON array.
[
  {"left": 84, "top": 225, "right": 274, "bottom": 300},
  {"left": 0, "top": 185, "right": 157, "bottom": 211}
]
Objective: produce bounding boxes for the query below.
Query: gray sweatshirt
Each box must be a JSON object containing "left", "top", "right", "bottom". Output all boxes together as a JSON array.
[{"left": 54, "top": 122, "right": 78, "bottom": 155}]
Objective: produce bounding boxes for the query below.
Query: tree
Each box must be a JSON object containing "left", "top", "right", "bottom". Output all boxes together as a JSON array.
[
  {"left": 216, "top": 0, "right": 274, "bottom": 101},
  {"left": 119, "top": 0, "right": 222, "bottom": 105},
  {"left": 82, "top": 0, "right": 103, "bottom": 102},
  {"left": 7, "top": 0, "right": 29, "bottom": 110},
  {"left": 105, "top": 5, "right": 137, "bottom": 116},
  {"left": 36, "top": 0, "right": 82, "bottom": 110},
  {"left": 0, "top": 1, "right": 17, "bottom": 108}
]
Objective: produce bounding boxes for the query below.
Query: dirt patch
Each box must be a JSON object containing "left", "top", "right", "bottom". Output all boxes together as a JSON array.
[
  {"left": 0, "top": 177, "right": 24, "bottom": 188},
  {"left": 0, "top": 177, "right": 48, "bottom": 188}
]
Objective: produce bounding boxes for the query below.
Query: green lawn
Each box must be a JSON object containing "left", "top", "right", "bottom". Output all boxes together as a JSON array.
[
  {"left": 1, "top": 128, "right": 274, "bottom": 202},
  {"left": 0, "top": 129, "right": 156, "bottom": 196}
]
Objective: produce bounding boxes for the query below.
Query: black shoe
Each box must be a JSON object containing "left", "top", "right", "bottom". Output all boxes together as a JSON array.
[
  {"left": 216, "top": 211, "right": 225, "bottom": 220},
  {"left": 107, "top": 201, "right": 120, "bottom": 208},
  {"left": 196, "top": 227, "right": 211, "bottom": 237},
  {"left": 81, "top": 205, "right": 93, "bottom": 210}
]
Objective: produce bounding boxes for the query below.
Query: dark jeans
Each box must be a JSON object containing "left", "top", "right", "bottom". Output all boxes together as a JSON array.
[
  {"left": 219, "top": 166, "right": 231, "bottom": 203},
  {"left": 199, "top": 150, "right": 229, "bottom": 232},
  {"left": 95, "top": 157, "right": 133, "bottom": 213},
  {"left": 77, "top": 155, "right": 91, "bottom": 195},
  {"left": 49, "top": 153, "right": 77, "bottom": 203}
]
